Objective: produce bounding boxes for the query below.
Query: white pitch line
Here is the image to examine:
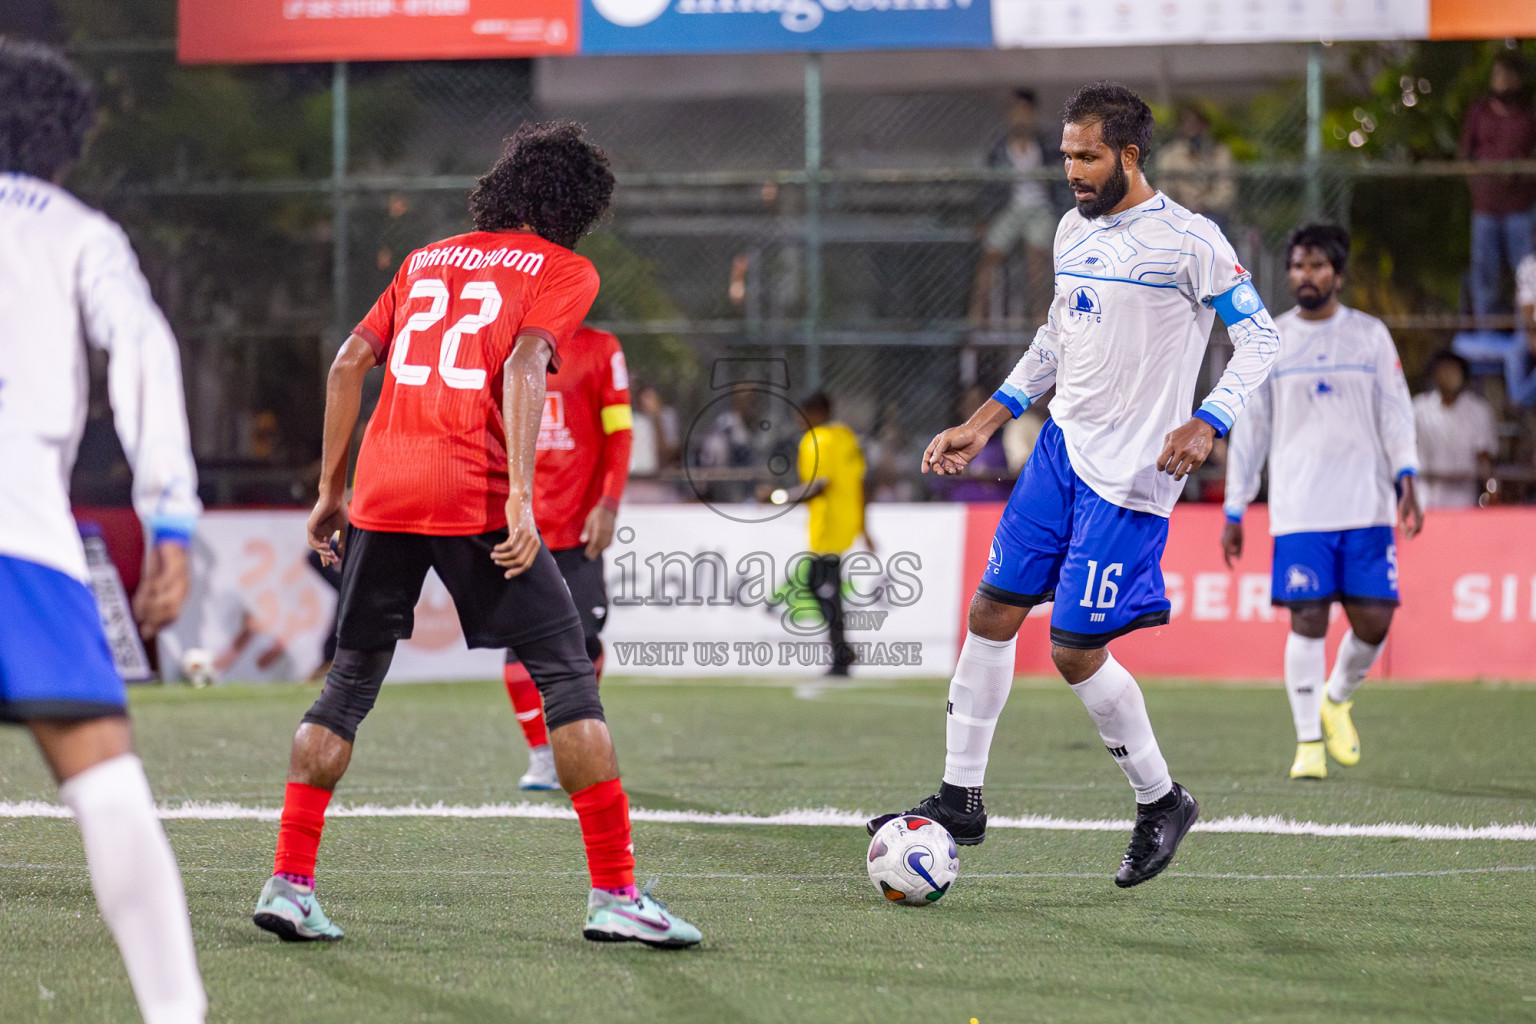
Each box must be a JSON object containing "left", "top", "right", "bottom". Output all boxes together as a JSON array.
[
  {"left": 0, "top": 863, "right": 1530, "bottom": 882},
  {"left": 0, "top": 800, "right": 1532, "bottom": 841}
]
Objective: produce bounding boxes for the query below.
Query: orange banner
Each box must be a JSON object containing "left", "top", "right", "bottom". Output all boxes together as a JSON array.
[
  {"left": 961, "top": 503, "right": 1536, "bottom": 682},
  {"left": 1429, "top": 0, "right": 1536, "bottom": 40},
  {"left": 178, "top": 0, "right": 577, "bottom": 64}
]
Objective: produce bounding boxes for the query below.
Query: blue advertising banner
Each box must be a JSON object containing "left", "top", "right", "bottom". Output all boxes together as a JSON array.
[{"left": 579, "top": 0, "right": 993, "bottom": 54}]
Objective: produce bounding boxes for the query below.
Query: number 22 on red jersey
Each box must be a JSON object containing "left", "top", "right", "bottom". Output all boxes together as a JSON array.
[{"left": 388, "top": 278, "right": 501, "bottom": 390}]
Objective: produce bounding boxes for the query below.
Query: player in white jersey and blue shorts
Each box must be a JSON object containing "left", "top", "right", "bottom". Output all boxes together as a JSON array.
[
  {"left": 869, "top": 83, "right": 1280, "bottom": 887},
  {"left": 1222, "top": 224, "right": 1422, "bottom": 781},
  {"left": 0, "top": 42, "right": 207, "bottom": 1023}
]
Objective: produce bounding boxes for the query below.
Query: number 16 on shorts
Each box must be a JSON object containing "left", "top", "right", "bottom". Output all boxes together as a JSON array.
[
  {"left": 1078, "top": 560, "right": 1123, "bottom": 624},
  {"left": 1047, "top": 516, "right": 1171, "bottom": 650}
]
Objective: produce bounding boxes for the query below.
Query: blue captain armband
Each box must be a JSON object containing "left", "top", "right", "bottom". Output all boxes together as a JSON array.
[
  {"left": 992, "top": 383, "right": 1030, "bottom": 418},
  {"left": 1210, "top": 281, "right": 1266, "bottom": 326}
]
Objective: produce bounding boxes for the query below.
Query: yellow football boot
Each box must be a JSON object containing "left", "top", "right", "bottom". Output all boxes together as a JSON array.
[
  {"left": 1320, "top": 697, "right": 1360, "bottom": 766},
  {"left": 1290, "top": 740, "right": 1327, "bottom": 780}
]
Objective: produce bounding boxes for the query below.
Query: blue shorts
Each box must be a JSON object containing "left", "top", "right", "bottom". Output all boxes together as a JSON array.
[
  {"left": 1271, "top": 527, "right": 1399, "bottom": 607},
  {"left": 0, "top": 555, "right": 126, "bottom": 722},
  {"left": 979, "top": 419, "right": 1171, "bottom": 649}
]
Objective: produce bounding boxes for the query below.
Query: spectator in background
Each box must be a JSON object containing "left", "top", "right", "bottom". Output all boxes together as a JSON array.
[
  {"left": 1156, "top": 104, "right": 1236, "bottom": 228},
  {"left": 694, "top": 387, "right": 757, "bottom": 503},
  {"left": 1513, "top": 236, "right": 1536, "bottom": 407},
  {"left": 793, "top": 392, "right": 870, "bottom": 676},
  {"left": 930, "top": 387, "right": 1012, "bottom": 502},
  {"left": 969, "top": 89, "right": 1067, "bottom": 326},
  {"left": 627, "top": 384, "right": 683, "bottom": 502},
  {"left": 1414, "top": 351, "right": 1498, "bottom": 508},
  {"left": 1001, "top": 404, "right": 1048, "bottom": 477},
  {"left": 865, "top": 402, "right": 918, "bottom": 502},
  {"left": 1459, "top": 52, "right": 1536, "bottom": 318}
]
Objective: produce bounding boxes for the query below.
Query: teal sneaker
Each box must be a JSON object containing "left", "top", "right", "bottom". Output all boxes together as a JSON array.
[
  {"left": 253, "top": 874, "right": 344, "bottom": 942},
  {"left": 582, "top": 885, "right": 701, "bottom": 949}
]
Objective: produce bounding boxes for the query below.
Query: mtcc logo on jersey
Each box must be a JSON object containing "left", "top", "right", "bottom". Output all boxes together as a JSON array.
[
  {"left": 1230, "top": 282, "right": 1261, "bottom": 315},
  {"left": 1067, "top": 285, "right": 1103, "bottom": 322}
]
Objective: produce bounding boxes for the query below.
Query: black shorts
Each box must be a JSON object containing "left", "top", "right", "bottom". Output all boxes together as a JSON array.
[
  {"left": 334, "top": 526, "right": 581, "bottom": 651},
  {"left": 550, "top": 546, "right": 608, "bottom": 639}
]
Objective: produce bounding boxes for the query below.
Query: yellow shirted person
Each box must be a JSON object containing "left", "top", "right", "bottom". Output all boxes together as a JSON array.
[{"left": 795, "top": 392, "right": 872, "bottom": 676}]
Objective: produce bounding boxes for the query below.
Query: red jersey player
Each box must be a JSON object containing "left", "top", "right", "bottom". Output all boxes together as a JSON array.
[
  {"left": 251, "top": 122, "right": 700, "bottom": 948},
  {"left": 505, "top": 325, "right": 632, "bottom": 791}
]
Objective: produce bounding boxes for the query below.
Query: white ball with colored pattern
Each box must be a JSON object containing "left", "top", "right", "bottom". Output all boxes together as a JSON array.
[{"left": 866, "top": 814, "right": 959, "bottom": 906}]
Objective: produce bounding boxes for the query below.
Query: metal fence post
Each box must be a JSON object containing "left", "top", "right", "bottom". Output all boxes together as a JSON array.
[
  {"left": 1305, "top": 43, "right": 1323, "bottom": 222},
  {"left": 803, "top": 51, "right": 823, "bottom": 390},
  {"left": 330, "top": 61, "right": 349, "bottom": 376}
]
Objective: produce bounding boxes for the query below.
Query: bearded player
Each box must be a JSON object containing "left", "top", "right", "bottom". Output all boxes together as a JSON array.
[
  {"left": 1222, "top": 224, "right": 1422, "bottom": 780},
  {"left": 505, "top": 324, "right": 632, "bottom": 791},
  {"left": 869, "top": 83, "right": 1280, "bottom": 887},
  {"left": 251, "top": 122, "right": 700, "bottom": 948},
  {"left": 0, "top": 42, "right": 206, "bottom": 1022}
]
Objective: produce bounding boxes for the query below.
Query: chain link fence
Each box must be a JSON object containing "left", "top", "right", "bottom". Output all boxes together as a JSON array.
[{"left": 60, "top": 45, "right": 1536, "bottom": 507}]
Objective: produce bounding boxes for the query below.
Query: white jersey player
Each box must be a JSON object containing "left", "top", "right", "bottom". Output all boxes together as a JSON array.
[
  {"left": 870, "top": 83, "right": 1280, "bottom": 888},
  {"left": 0, "top": 42, "right": 205, "bottom": 1023},
  {"left": 1222, "top": 224, "right": 1423, "bottom": 781}
]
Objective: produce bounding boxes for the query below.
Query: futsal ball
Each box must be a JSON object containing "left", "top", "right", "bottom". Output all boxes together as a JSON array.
[
  {"left": 179, "top": 647, "right": 215, "bottom": 688},
  {"left": 866, "top": 814, "right": 959, "bottom": 905}
]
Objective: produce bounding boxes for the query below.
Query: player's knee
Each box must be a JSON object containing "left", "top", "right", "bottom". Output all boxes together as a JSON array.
[
  {"left": 518, "top": 626, "right": 604, "bottom": 731},
  {"left": 967, "top": 593, "right": 1027, "bottom": 642},
  {"left": 1348, "top": 606, "right": 1393, "bottom": 646},
  {"left": 301, "top": 646, "right": 393, "bottom": 744},
  {"left": 1050, "top": 643, "right": 1105, "bottom": 684},
  {"left": 1288, "top": 603, "right": 1330, "bottom": 639}
]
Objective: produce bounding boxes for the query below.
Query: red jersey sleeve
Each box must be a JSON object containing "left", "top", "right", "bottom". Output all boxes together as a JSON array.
[
  {"left": 595, "top": 332, "right": 633, "bottom": 510},
  {"left": 516, "top": 255, "right": 599, "bottom": 373},
  {"left": 353, "top": 262, "right": 406, "bottom": 362}
]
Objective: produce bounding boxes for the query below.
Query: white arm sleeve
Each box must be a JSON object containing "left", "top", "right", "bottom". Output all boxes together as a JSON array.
[
  {"left": 1184, "top": 218, "right": 1281, "bottom": 434},
  {"left": 1372, "top": 325, "right": 1419, "bottom": 479},
  {"left": 1204, "top": 311, "right": 1282, "bottom": 432},
  {"left": 1223, "top": 375, "right": 1271, "bottom": 521},
  {"left": 80, "top": 222, "right": 202, "bottom": 540},
  {"left": 992, "top": 287, "right": 1062, "bottom": 416}
]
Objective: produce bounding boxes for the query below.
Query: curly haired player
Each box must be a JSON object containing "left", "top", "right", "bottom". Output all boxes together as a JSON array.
[{"left": 252, "top": 122, "right": 700, "bottom": 948}]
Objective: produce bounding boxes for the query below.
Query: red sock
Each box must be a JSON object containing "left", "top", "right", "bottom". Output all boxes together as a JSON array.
[
  {"left": 274, "top": 781, "right": 332, "bottom": 882},
  {"left": 503, "top": 661, "right": 548, "bottom": 748},
  {"left": 570, "top": 778, "right": 636, "bottom": 893}
]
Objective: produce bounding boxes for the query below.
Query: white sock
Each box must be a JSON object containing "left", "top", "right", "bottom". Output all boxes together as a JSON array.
[
  {"left": 60, "top": 755, "right": 206, "bottom": 1024},
  {"left": 1068, "top": 653, "right": 1172, "bottom": 804},
  {"left": 1327, "top": 630, "right": 1382, "bottom": 704},
  {"left": 1284, "top": 633, "right": 1326, "bottom": 743},
  {"left": 940, "top": 631, "right": 1016, "bottom": 788}
]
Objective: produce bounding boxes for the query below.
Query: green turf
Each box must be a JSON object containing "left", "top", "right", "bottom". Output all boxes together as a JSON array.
[{"left": 0, "top": 677, "right": 1533, "bottom": 1023}]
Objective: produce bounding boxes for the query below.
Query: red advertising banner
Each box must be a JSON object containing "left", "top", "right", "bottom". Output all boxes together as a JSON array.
[
  {"left": 178, "top": 0, "right": 578, "bottom": 64},
  {"left": 960, "top": 503, "right": 1536, "bottom": 683}
]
